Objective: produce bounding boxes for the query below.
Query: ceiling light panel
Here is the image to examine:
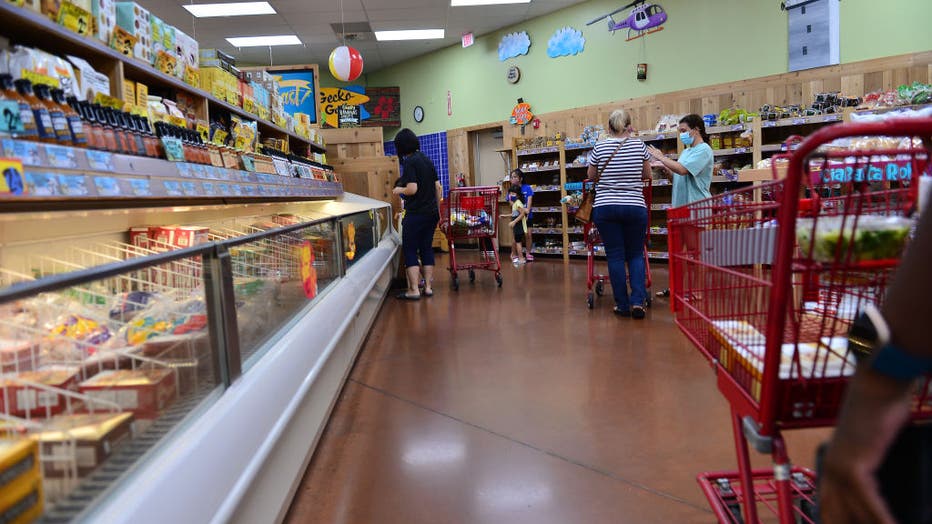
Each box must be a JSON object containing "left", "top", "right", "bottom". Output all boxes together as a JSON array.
[
  {"left": 451, "top": 0, "right": 530, "bottom": 5},
  {"left": 183, "top": 2, "right": 276, "bottom": 17},
  {"left": 374, "top": 29, "right": 445, "bottom": 41},
  {"left": 226, "top": 35, "right": 302, "bottom": 47}
]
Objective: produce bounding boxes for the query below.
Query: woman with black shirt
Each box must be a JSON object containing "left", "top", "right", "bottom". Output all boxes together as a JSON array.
[{"left": 392, "top": 128, "right": 443, "bottom": 300}]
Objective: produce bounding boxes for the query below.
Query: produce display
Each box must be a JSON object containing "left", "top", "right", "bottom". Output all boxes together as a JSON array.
[{"left": 796, "top": 215, "right": 913, "bottom": 263}]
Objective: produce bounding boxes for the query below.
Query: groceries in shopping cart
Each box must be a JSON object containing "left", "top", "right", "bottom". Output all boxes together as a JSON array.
[
  {"left": 440, "top": 187, "right": 503, "bottom": 290},
  {"left": 796, "top": 215, "right": 913, "bottom": 263},
  {"left": 450, "top": 208, "right": 492, "bottom": 232}
]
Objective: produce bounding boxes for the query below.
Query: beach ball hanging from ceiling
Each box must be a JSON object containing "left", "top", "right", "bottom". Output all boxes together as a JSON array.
[{"left": 329, "top": 45, "right": 364, "bottom": 82}]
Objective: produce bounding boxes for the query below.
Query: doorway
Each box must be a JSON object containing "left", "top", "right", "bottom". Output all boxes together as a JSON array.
[{"left": 470, "top": 127, "right": 508, "bottom": 187}]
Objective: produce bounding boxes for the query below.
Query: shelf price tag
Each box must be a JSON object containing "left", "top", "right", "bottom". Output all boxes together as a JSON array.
[
  {"left": 128, "top": 178, "right": 151, "bottom": 196},
  {"left": 176, "top": 163, "right": 194, "bottom": 177},
  {"left": 57, "top": 174, "right": 89, "bottom": 196},
  {"left": 86, "top": 150, "right": 114, "bottom": 171},
  {"left": 163, "top": 180, "right": 184, "bottom": 196},
  {"left": 94, "top": 176, "right": 122, "bottom": 196},
  {"left": 45, "top": 145, "right": 77, "bottom": 169},
  {"left": 24, "top": 171, "right": 61, "bottom": 196},
  {"left": 733, "top": 124, "right": 744, "bottom": 131},
  {"left": 202, "top": 182, "right": 215, "bottom": 195},
  {"left": 181, "top": 181, "right": 199, "bottom": 196},
  {"left": 793, "top": 118, "right": 807, "bottom": 125},
  {"left": 216, "top": 183, "right": 231, "bottom": 195},
  {"left": 3, "top": 140, "right": 41, "bottom": 166}
]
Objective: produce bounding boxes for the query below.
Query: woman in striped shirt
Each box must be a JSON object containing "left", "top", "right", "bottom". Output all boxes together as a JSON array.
[{"left": 586, "top": 109, "right": 652, "bottom": 318}]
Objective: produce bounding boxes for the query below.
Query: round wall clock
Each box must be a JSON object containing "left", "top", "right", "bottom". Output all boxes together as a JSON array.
[
  {"left": 413, "top": 105, "right": 425, "bottom": 123},
  {"left": 506, "top": 65, "right": 521, "bottom": 84}
]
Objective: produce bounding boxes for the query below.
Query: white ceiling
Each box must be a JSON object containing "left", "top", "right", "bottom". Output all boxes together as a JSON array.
[{"left": 147, "top": 0, "right": 586, "bottom": 73}]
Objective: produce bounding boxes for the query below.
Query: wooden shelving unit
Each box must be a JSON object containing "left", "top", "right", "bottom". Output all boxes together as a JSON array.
[{"left": 0, "top": 1, "right": 326, "bottom": 156}]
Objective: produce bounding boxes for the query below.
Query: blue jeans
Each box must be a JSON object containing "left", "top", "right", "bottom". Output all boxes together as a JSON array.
[{"left": 592, "top": 205, "right": 647, "bottom": 310}]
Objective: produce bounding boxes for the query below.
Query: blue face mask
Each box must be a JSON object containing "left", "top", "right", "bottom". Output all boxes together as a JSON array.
[{"left": 680, "top": 132, "right": 694, "bottom": 146}]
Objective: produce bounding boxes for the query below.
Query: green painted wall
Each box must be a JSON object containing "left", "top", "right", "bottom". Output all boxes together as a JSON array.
[{"left": 328, "top": 0, "right": 931, "bottom": 135}]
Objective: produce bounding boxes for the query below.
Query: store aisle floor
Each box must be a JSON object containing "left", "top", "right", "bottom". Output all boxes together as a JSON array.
[{"left": 286, "top": 256, "right": 827, "bottom": 524}]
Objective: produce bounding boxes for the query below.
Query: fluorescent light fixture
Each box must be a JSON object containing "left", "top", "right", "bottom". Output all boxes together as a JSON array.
[
  {"left": 183, "top": 1, "right": 276, "bottom": 17},
  {"left": 451, "top": 0, "right": 530, "bottom": 5},
  {"left": 226, "top": 35, "right": 301, "bottom": 47},
  {"left": 375, "top": 29, "right": 445, "bottom": 41}
]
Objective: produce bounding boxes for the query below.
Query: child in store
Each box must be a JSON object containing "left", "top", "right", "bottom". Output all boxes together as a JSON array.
[
  {"left": 502, "top": 185, "right": 529, "bottom": 266},
  {"left": 509, "top": 169, "right": 534, "bottom": 261}
]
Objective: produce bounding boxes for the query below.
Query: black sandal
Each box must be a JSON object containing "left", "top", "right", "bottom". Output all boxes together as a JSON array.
[
  {"left": 396, "top": 293, "right": 420, "bottom": 301},
  {"left": 656, "top": 289, "right": 670, "bottom": 298},
  {"left": 632, "top": 306, "right": 646, "bottom": 319},
  {"left": 613, "top": 306, "right": 631, "bottom": 317}
]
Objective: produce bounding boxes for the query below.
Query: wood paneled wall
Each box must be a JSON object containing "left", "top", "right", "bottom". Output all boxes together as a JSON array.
[{"left": 443, "top": 51, "right": 932, "bottom": 167}]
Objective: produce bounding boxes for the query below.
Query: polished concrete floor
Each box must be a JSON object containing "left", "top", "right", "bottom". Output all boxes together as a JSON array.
[{"left": 286, "top": 256, "right": 827, "bottom": 523}]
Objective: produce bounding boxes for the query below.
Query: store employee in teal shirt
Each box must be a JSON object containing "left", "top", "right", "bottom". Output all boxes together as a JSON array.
[
  {"left": 647, "top": 113, "right": 714, "bottom": 297},
  {"left": 648, "top": 113, "right": 713, "bottom": 207}
]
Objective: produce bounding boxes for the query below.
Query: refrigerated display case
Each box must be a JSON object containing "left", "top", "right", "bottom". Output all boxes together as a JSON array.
[{"left": 0, "top": 184, "right": 396, "bottom": 522}]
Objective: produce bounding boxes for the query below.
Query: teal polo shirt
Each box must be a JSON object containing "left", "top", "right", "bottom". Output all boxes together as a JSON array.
[{"left": 672, "top": 142, "right": 713, "bottom": 207}]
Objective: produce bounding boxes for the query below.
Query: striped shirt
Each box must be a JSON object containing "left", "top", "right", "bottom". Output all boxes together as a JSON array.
[{"left": 587, "top": 137, "right": 650, "bottom": 208}]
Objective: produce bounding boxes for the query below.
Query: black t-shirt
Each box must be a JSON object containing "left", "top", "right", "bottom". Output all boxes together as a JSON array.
[{"left": 400, "top": 151, "right": 439, "bottom": 215}]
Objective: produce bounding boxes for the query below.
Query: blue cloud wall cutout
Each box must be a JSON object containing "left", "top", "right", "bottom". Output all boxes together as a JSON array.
[
  {"left": 498, "top": 31, "right": 531, "bottom": 61},
  {"left": 547, "top": 26, "right": 585, "bottom": 58}
]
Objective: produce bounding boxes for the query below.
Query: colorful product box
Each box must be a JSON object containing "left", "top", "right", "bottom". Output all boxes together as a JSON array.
[
  {"left": 149, "top": 14, "right": 175, "bottom": 66},
  {"left": 0, "top": 339, "right": 37, "bottom": 373},
  {"left": 0, "top": 472, "right": 42, "bottom": 524},
  {"left": 114, "top": 2, "right": 151, "bottom": 63},
  {"left": 0, "top": 366, "right": 81, "bottom": 418},
  {"left": 91, "top": 0, "right": 116, "bottom": 44},
  {"left": 174, "top": 29, "right": 199, "bottom": 84},
  {"left": 0, "top": 439, "right": 40, "bottom": 493},
  {"left": 79, "top": 369, "right": 176, "bottom": 418},
  {"left": 30, "top": 412, "right": 134, "bottom": 478}
]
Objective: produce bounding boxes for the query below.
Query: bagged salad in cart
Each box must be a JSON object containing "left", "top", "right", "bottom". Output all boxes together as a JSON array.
[{"left": 796, "top": 215, "right": 913, "bottom": 262}]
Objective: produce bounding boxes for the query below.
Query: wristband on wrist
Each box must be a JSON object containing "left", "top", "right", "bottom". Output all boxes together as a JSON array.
[{"left": 863, "top": 304, "right": 932, "bottom": 382}]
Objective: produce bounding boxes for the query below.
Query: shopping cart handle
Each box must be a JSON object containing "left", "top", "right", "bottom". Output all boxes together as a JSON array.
[{"left": 742, "top": 416, "right": 773, "bottom": 454}]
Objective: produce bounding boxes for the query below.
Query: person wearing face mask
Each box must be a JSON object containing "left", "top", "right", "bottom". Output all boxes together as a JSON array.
[{"left": 646, "top": 114, "right": 713, "bottom": 298}]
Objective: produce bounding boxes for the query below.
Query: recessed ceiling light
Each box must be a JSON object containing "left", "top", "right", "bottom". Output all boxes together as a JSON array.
[
  {"left": 183, "top": 1, "right": 276, "bottom": 17},
  {"left": 375, "top": 29, "right": 445, "bottom": 41},
  {"left": 226, "top": 35, "right": 302, "bottom": 47},
  {"left": 451, "top": 0, "right": 530, "bottom": 5}
]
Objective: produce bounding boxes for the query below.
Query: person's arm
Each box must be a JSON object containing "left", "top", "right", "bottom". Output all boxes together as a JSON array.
[
  {"left": 647, "top": 145, "right": 691, "bottom": 176},
  {"left": 820, "top": 207, "right": 932, "bottom": 524},
  {"left": 435, "top": 180, "right": 443, "bottom": 204},
  {"left": 642, "top": 159, "right": 651, "bottom": 180},
  {"left": 586, "top": 148, "right": 600, "bottom": 181},
  {"left": 393, "top": 182, "right": 417, "bottom": 197}
]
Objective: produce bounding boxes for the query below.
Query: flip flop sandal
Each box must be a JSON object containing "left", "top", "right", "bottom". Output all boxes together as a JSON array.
[{"left": 396, "top": 293, "right": 420, "bottom": 301}]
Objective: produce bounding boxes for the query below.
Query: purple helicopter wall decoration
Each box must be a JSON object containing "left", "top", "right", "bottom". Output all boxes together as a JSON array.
[{"left": 586, "top": 0, "right": 668, "bottom": 42}]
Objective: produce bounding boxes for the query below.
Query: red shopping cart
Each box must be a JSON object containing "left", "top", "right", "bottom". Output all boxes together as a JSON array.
[
  {"left": 585, "top": 180, "right": 653, "bottom": 309},
  {"left": 439, "top": 186, "right": 503, "bottom": 291},
  {"left": 668, "top": 118, "right": 932, "bottom": 524}
]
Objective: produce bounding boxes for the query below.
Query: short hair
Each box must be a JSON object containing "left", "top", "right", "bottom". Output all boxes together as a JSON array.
[
  {"left": 508, "top": 184, "right": 525, "bottom": 204},
  {"left": 393, "top": 128, "right": 420, "bottom": 157},
  {"left": 608, "top": 109, "right": 632, "bottom": 133}
]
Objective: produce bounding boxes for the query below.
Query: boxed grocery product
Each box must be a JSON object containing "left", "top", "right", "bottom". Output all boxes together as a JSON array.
[
  {"left": 173, "top": 29, "right": 199, "bottom": 84},
  {"left": 128, "top": 226, "right": 150, "bottom": 250},
  {"left": 65, "top": 55, "right": 108, "bottom": 101},
  {"left": 30, "top": 412, "right": 134, "bottom": 478},
  {"left": 91, "top": 0, "right": 116, "bottom": 44},
  {"left": 79, "top": 369, "right": 176, "bottom": 418},
  {"left": 0, "top": 338, "right": 37, "bottom": 373},
  {"left": 0, "top": 439, "right": 40, "bottom": 492},
  {"left": 56, "top": 0, "right": 93, "bottom": 36},
  {"left": 148, "top": 14, "right": 175, "bottom": 66},
  {"left": 199, "top": 67, "right": 233, "bottom": 101},
  {"left": 199, "top": 48, "right": 234, "bottom": 67},
  {"left": 0, "top": 471, "right": 42, "bottom": 523},
  {"left": 7, "top": 46, "right": 79, "bottom": 98},
  {"left": 0, "top": 366, "right": 82, "bottom": 417},
  {"left": 121, "top": 78, "right": 135, "bottom": 105},
  {"left": 114, "top": 2, "right": 152, "bottom": 63},
  {"left": 134, "top": 81, "right": 147, "bottom": 107},
  {"left": 149, "top": 226, "right": 208, "bottom": 249}
]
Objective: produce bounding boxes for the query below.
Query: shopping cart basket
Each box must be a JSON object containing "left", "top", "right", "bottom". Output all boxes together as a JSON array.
[
  {"left": 439, "top": 186, "right": 503, "bottom": 291},
  {"left": 668, "top": 117, "right": 932, "bottom": 524},
  {"left": 585, "top": 180, "right": 653, "bottom": 309}
]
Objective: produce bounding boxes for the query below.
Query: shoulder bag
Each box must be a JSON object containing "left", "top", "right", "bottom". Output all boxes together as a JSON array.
[{"left": 575, "top": 139, "right": 625, "bottom": 224}]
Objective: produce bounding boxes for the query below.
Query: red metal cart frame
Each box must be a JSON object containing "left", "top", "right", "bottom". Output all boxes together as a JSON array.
[
  {"left": 585, "top": 180, "right": 653, "bottom": 309},
  {"left": 668, "top": 118, "right": 932, "bottom": 523},
  {"left": 439, "top": 186, "right": 503, "bottom": 291}
]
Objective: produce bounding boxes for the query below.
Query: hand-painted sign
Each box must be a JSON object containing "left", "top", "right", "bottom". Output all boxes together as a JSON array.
[
  {"left": 270, "top": 69, "right": 318, "bottom": 123},
  {"left": 320, "top": 86, "right": 401, "bottom": 128},
  {"left": 319, "top": 86, "right": 369, "bottom": 128}
]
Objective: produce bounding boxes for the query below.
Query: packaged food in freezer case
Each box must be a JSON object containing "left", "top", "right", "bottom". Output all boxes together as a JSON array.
[
  {"left": 78, "top": 369, "right": 176, "bottom": 418},
  {"left": 0, "top": 339, "right": 37, "bottom": 373},
  {"left": 28, "top": 412, "right": 134, "bottom": 478},
  {"left": 796, "top": 215, "right": 914, "bottom": 263},
  {"left": 0, "top": 366, "right": 82, "bottom": 417}
]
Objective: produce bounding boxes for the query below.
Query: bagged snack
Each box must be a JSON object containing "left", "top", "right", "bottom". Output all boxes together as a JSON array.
[{"left": 797, "top": 215, "right": 913, "bottom": 263}]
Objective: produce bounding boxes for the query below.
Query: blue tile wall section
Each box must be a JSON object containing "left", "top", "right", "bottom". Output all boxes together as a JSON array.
[{"left": 385, "top": 131, "right": 449, "bottom": 197}]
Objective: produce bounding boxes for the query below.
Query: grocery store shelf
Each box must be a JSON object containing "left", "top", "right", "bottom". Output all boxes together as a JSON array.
[
  {"left": 760, "top": 144, "right": 786, "bottom": 153},
  {"left": 566, "top": 163, "right": 589, "bottom": 169},
  {"left": 648, "top": 251, "right": 670, "bottom": 260},
  {"left": 760, "top": 113, "right": 843, "bottom": 128},
  {"left": 638, "top": 130, "right": 678, "bottom": 142},
  {"left": 531, "top": 186, "right": 562, "bottom": 193},
  {"left": 534, "top": 206, "right": 565, "bottom": 213},
  {"left": 649, "top": 230, "right": 668, "bottom": 236},
  {"left": 530, "top": 248, "right": 564, "bottom": 255},
  {"left": 651, "top": 204, "right": 673, "bottom": 211},
  {"left": 0, "top": 2, "right": 325, "bottom": 153},
  {"left": 564, "top": 143, "right": 594, "bottom": 152},
  {"left": 518, "top": 147, "right": 560, "bottom": 157},
  {"left": 852, "top": 103, "right": 932, "bottom": 116},
  {"left": 713, "top": 147, "right": 753, "bottom": 157},
  {"left": 522, "top": 165, "right": 561, "bottom": 173},
  {"left": 706, "top": 123, "right": 749, "bottom": 134},
  {"left": 528, "top": 228, "right": 563, "bottom": 235}
]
